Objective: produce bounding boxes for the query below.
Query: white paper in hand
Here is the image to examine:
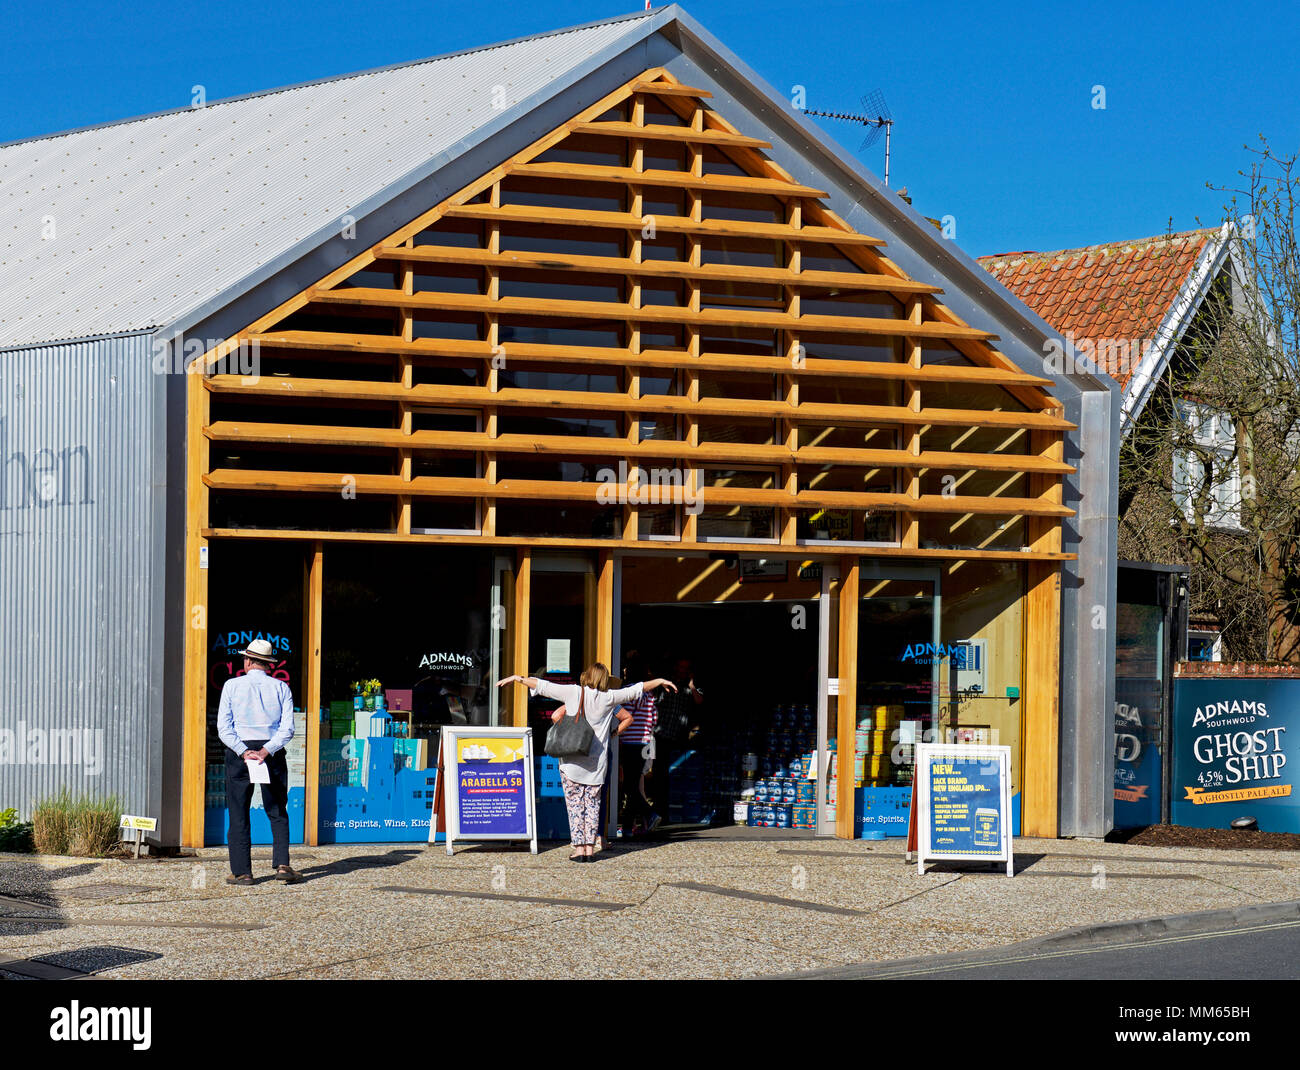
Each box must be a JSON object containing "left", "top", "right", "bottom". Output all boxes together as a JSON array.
[{"left": 246, "top": 759, "right": 271, "bottom": 784}]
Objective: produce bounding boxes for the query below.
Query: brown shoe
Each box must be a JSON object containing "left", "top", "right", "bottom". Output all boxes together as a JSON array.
[
  {"left": 273, "top": 865, "right": 301, "bottom": 883},
  {"left": 225, "top": 874, "right": 253, "bottom": 886}
]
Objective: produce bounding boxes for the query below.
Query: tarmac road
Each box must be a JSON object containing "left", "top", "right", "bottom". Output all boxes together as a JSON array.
[{"left": 794, "top": 915, "right": 1300, "bottom": 980}]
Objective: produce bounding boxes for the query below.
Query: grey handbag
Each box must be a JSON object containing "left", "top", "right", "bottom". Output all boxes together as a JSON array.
[{"left": 544, "top": 689, "right": 595, "bottom": 758}]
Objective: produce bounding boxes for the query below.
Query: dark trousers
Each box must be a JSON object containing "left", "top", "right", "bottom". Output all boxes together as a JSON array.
[
  {"left": 619, "top": 741, "right": 654, "bottom": 826},
  {"left": 225, "top": 739, "right": 289, "bottom": 875}
]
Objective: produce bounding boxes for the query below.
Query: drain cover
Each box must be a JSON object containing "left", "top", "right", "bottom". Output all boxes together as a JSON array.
[
  {"left": 33, "top": 946, "right": 163, "bottom": 973},
  {"left": 57, "top": 883, "right": 158, "bottom": 899}
]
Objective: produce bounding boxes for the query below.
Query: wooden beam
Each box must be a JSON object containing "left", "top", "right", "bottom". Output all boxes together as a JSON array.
[
  {"left": 302, "top": 542, "right": 323, "bottom": 847},
  {"left": 206, "top": 375, "right": 1070, "bottom": 431},
  {"left": 596, "top": 551, "right": 615, "bottom": 666},
  {"left": 251, "top": 330, "right": 1052, "bottom": 386},
  {"left": 373, "top": 243, "right": 936, "bottom": 296},
  {"left": 569, "top": 120, "right": 772, "bottom": 148},
  {"left": 1021, "top": 423, "right": 1064, "bottom": 837},
  {"left": 203, "top": 467, "right": 1075, "bottom": 517},
  {"left": 204, "top": 526, "right": 1077, "bottom": 561},
  {"left": 505, "top": 161, "right": 824, "bottom": 198},
  {"left": 583, "top": 570, "right": 598, "bottom": 671},
  {"left": 900, "top": 298, "right": 924, "bottom": 549},
  {"left": 1022, "top": 560, "right": 1061, "bottom": 837},
  {"left": 310, "top": 285, "right": 992, "bottom": 341},
  {"left": 434, "top": 202, "right": 884, "bottom": 247},
  {"left": 836, "top": 560, "right": 860, "bottom": 840},
  {"left": 204, "top": 420, "right": 1076, "bottom": 475},
  {"left": 627, "top": 81, "right": 714, "bottom": 97},
  {"left": 512, "top": 550, "right": 531, "bottom": 728},
  {"left": 181, "top": 367, "right": 209, "bottom": 849}
]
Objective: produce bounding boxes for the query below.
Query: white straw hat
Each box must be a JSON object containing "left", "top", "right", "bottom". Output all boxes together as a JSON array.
[{"left": 241, "top": 639, "right": 277, "bottom": 663}]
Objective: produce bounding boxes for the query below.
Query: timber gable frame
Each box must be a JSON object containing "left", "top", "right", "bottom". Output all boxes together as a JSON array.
[{"left": 193, "top": 67, "right": 1077, "bottom": 559}]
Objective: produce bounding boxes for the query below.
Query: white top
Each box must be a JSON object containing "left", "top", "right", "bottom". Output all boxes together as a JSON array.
[{"left": 532, "top": 679, "right": 644, "bottom": 786}]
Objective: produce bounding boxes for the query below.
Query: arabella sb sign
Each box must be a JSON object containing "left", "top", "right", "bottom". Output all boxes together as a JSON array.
[{"left": 1172, "top": 678, "right": 1297, "bottom": 832}]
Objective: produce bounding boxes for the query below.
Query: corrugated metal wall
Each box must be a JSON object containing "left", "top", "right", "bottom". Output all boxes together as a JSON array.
[{"left": 0, "top": 332, "right": 164, "bottom": 820}]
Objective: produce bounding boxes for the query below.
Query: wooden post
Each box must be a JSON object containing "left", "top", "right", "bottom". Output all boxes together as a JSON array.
[
  {"left": 625, "top": 97, "right": 644, "bottom": 541},
  {"left": 302, "top": 542, "right": 324, "bottom": 846},
  {"left": 483, "top": 184, "right": 501, "bottom": 536},
  {"left": 1022, "top": 561, "right": 1061, "bottom": 837},
  {"left": 596, "top": 551, "right": 615, "bottom": 668},
  {"left": 511, "top": 549, "right": 531, "bottom": 727},
  {"left": 836, "top": 559, "right": 860, "bottom": 839},
  {"left": 1022, "top": 422, "right": 1064, "bottom": 837},
  {"left": 780, "top": 199, "right": 801, "bottom": 545},
  {"left": 583, "top": 570, "right": 598, "bottom": 672},
  {"left": 900, "top": 298, "right": 924, "bottom": 548},
  {"left": 181, "top": 368, "right": 210, "bottom": 848},
  {"left": 398, "top": 254, "right": 414, "bottom": 534},
  {"left": 681, "top": 119, "right": 703, "bottom": 542}
]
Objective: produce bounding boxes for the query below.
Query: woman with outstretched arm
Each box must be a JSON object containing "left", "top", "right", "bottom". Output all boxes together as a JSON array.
[{"left": 498, "top": 663, "right": 677, "bottom": 861}]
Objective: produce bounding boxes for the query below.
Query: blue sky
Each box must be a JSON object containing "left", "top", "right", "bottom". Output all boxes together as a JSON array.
[{"left": 3, "top": 0, "right": 1295, "bottom": 256}]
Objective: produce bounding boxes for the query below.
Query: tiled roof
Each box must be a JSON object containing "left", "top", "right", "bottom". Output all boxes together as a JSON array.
[{"left": 978, "top": 228, "right": 1219, "bottom": 390}]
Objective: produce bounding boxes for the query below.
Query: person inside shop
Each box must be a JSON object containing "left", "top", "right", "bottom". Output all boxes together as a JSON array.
[
  {"left": 617, "top": 656, "right": 661, "bottom": 837},
  {"left": 216, "top": 638, "right": 300, "bottom": 885},
  {"left": 647, "top": 655, "right": 705, "bottom": 817},
  {"left": 497, "top": 663, "right": 677, "bottom": 862}
]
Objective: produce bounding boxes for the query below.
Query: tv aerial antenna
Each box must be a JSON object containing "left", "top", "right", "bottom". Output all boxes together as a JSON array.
[{"left": 804, "top": 90, "right": 894, "bottom": 187}]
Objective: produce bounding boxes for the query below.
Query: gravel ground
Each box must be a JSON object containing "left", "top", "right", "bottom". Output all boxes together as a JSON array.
[{"left": 1, "top": 837, "right": 1297, "bottom": 979}]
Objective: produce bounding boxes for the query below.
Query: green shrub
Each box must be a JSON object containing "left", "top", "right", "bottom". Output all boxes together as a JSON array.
[
  {"left": 68, "top": 796, "right": 123, "bottom": 857},
  {"left": 32, "top": 791, "right": 72, "bottom": 854},
  {"left": 0, "top": 807, "right": 34, "bottom": 853},
  {"left": 31, "top": 791, "right": 123, "bottom": 856}
]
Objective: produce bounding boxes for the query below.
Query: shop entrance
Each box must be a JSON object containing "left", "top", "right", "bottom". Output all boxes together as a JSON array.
[{"left": 620, "top": 598, "right": 821, "bottom": 834}]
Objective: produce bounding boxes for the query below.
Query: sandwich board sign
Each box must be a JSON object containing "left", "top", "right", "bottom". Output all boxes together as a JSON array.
[
  {"left": 436, "top": 725, "right": 537, "bottom": 855},
  {"left": 914, "top": 743, "right": 1014, "bottom": 877}
]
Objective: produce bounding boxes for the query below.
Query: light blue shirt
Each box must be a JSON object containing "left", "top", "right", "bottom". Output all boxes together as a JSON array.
[{"left": 217, "top": 668, "right": 295, "bottom": 756}]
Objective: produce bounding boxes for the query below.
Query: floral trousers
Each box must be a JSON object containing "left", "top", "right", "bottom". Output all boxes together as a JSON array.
[{"left": 560, "top": 774, "right": 602, "bottom": 847}]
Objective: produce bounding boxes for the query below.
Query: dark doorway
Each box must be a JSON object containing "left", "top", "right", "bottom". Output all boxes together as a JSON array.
[{"left": 620, "top": 600, "right": 819, "bottom": 830}]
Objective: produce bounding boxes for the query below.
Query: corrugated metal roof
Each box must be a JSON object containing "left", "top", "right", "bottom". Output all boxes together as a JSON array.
[{"left": 0, "top": 11, "right": 656, "bottom": 348}]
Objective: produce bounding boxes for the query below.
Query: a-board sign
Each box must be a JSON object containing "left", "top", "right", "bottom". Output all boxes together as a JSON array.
[
  {"left": 914, "top": 744, "right": 1013, "bottom": 877},
  {"left": 436, "top": 726, "right": 537, "bottom": 855}
]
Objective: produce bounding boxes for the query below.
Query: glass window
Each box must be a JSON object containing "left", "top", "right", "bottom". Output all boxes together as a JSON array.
[
  {"left": 935, "top": 562, "right": 1025, "bottom": 800},
  {"left": 317, "top": 547, "right": 494, "bottom": 843},
  {"left": 1187, "top": 630, "right": 1222, "bottom": 662},
  {"left": 1173, "top": 401, "right": 1242, "bottom": 530},
  {"left": 697, "top": 467, "right": 776, "bottom": 541},
  {"left": 204, "top": 542, "right": 306, "bottom": 847}
]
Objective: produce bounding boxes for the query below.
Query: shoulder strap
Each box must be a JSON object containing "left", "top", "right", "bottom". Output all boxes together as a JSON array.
[{"left": 575, "top": 687, "right": 585, "bottom": 719}]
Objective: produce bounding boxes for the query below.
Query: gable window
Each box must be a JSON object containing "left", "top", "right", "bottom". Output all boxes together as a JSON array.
[
  {"left": 1172, "top": 402, "right": 1242, "bottom": 530},
  {"left": 1187, "top": 629, "right": 1223, "bottom": 662}
]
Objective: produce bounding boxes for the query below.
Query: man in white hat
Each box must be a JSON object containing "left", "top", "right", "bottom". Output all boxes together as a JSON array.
[{"left": 216, "top": 639, "right": 299, "bottom": 885}]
